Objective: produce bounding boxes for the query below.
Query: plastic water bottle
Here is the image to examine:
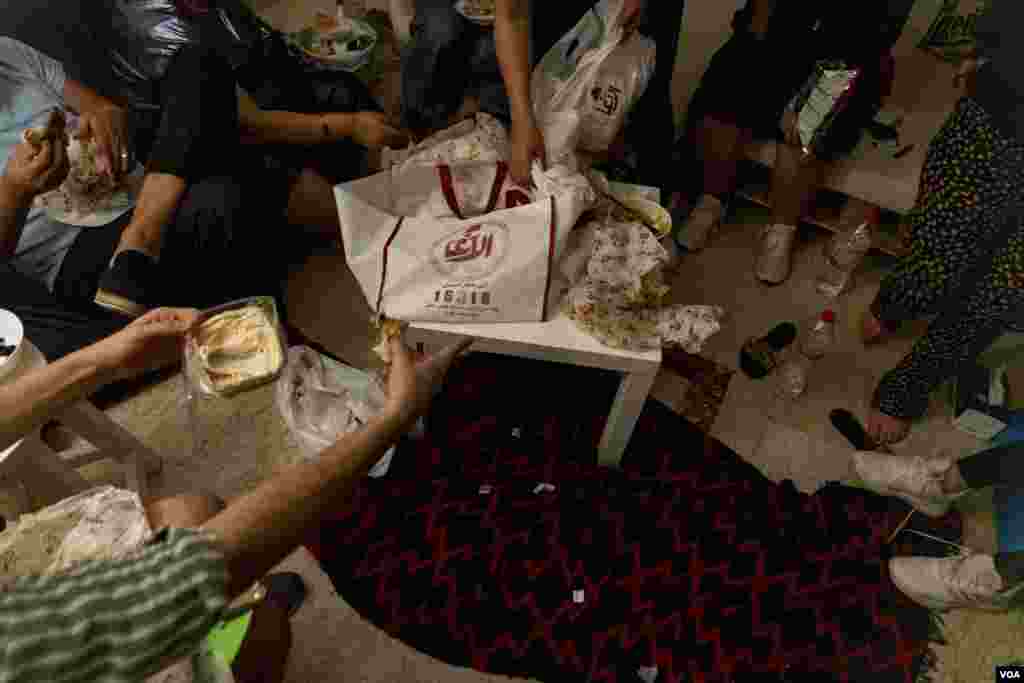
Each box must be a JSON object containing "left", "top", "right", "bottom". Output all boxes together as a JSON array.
[
  {"left": 776, "top": 310, "right": 836, "bottom": 399},
  {"left": 816, "top": 208, "right": 879, "bottom": 298},
  {"left": 801, "top": 309, "right": 836, "bottom": 359}
]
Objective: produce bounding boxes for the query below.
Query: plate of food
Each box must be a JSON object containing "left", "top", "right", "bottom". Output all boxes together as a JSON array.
[
  {"left": 31, "top": 111, "right": 143, "bottom": 228},
  {"left": 291, "top": 12, "right": 378, "bottom": 72},
  {"left": 0, "top": 308, "right": 25, "bottom": 383},
  {"left": 454, "top": 0, "right": 496, "bottom": 26}
]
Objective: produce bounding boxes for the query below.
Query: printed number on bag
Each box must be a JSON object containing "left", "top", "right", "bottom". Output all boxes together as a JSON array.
[{"left": 434, "top": 289, "right": 492, "bottom": 306}]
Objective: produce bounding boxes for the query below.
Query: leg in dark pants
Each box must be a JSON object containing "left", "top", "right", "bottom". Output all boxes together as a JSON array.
[
  {"left": 1, "top": 264, "right": 126, "bottom": 362},
  {"left": 401, "top": 0, "right": 489, "bottom": 134}
]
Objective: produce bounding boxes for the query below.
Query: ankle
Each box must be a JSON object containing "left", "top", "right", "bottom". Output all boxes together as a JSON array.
[{"left": 112, "top": 245, "right": 160, "bottom": 266}]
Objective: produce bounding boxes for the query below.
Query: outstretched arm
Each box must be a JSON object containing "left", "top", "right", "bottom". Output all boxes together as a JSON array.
[
  {"left": 237, "top": 89, "right": 409, "bottom": 148},
  {"left": 203, "top": 335, "right": 471, "bottom": 596}
]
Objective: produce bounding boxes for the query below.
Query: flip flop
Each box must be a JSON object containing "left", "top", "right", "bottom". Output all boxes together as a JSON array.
[
  {"left": 740, "top": 322, "right": 798, "bottom": 379},
  {"left": 262, "top": 572, "right": 307, "bottom": 618}
]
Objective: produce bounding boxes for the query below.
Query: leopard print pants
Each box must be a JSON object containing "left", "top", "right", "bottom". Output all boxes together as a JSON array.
[{"left": 871, "top": 98, "right": 1024, "bottom": 419}]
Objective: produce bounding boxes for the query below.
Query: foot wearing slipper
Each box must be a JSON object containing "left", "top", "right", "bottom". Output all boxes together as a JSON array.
[
  {"left": 740, "top": 322, "right": 798, "bottom": 379},
  {"left": 262, "top": 572, "right": 307, "bottom": 618}
]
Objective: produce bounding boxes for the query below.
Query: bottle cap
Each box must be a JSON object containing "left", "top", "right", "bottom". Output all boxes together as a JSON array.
[{"left": 821, "top": 310, "right": 836, "bottom": 323}]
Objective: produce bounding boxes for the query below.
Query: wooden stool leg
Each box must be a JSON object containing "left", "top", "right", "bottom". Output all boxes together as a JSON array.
[{"left": 59, "top": 402, "right": 163, "bottom": 481}]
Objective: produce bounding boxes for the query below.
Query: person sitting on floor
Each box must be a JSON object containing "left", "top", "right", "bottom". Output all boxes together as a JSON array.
[
  {"left": 667, "top": 0, "right": 893, "bottom": 284},
  {"left": 853, "top": 446, "right": 1024, "bottom": 611},
  {"left": 0, "top": 34, "right": 406, "bottom": 361},
  {"left": 0, "top": 305, "right": 471, "bottom": 682}
]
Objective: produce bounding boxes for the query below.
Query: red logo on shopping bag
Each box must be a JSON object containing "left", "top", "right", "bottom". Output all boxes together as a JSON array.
[{"left": 432, "top": 222, "right": 509, "bottom": 279}]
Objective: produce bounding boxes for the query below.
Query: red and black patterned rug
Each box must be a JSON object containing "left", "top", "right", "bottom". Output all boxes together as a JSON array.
[{"left": 307, "top": 353, "right": 957, "bottom": 683}]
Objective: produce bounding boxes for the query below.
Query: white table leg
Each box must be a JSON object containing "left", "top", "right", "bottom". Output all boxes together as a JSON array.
[
  {"left": 597, "top": 369, "right": 658, "bottom": 469},
  {"left": 7, "top": 434, "right": 90, "bottom": 508},
  {"left": 58, "top": 402, "right": 162, "bottom": 496}
]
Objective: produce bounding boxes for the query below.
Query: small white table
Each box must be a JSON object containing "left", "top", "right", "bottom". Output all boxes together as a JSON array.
[
  {"left": 0, "top": 341, "right": 162, "bottom": 517},
  {"left": 407, "top": 312, "right": 662, "bottom": 468}
]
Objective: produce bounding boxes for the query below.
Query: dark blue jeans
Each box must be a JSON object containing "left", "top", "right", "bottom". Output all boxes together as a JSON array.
[{"left": 400, "top": 0, "right": 511, "bottom": 133}]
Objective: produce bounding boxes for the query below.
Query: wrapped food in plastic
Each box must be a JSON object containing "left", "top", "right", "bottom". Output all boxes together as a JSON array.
[
  {"left": 0, "top": 486, "right": 150, "bottom": 582},
  {"left": 275, "top": 346, "right": 394, "bottom": 476},
  {"left": 183, "top": 297, "right": 287, "bottom": 399},
  {"left": 785, "top": 60, "right": 861, "bottom": 157},
  {"left": 381, "top": 113, "right": 510, "bottom": 170}
]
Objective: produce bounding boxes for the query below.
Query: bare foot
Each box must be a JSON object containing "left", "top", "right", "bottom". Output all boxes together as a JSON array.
[
  {"left": 861, "top": 310, "right": 889, "bottom": 345},
  {"left": 867, "top": 409, "right": 911, "bottom": 446}
]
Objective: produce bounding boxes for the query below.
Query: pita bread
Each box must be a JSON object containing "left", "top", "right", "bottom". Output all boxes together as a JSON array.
[
  {"left": 23, "top": 109, "right": 66, "bottom": 148},
  {"left": 372, "top": 317, "right": 405, "bottom": 364}
]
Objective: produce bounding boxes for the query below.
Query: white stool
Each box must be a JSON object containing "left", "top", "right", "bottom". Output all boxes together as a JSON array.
[{"left": 0, "top": 341, "right": 162, "bottom": 519}]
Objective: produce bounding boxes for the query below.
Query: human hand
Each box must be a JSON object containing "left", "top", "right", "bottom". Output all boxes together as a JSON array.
[
  {"left": 77, "top": 101, "right": 131, "bottom": 178},
  {"left": 84, "top": 308, "right": 200, "bottom": 383},
  {"left": 619, "top": 0, "right": 644, "bottom": 35},
  {"left": 781, "top": 109, "right": 813, "bottom": 160},
  {"left": 510, "top": 115, "right": 545, "bottom": 186},
  {"left": 1, "top": 137, "right": 69, "bottom": 205},
  {"left": 384, "top": 333, "right": 473, "bottom": 425},
  {"left": 343, "top": 111, "right": 411, "bottom": 149}
]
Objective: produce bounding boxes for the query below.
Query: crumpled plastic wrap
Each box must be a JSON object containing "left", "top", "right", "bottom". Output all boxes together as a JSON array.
[
  {"left": 380, "top": 112, "right": 510, "bottom": 170},
  {"left": 276, "top": 346, "right": 394, "bottom": 477},
  {"left": 563, "top": 217, "right": 725, "bottom": 352},
  {"left": 0, "top": 486, "right": 150, "bottom": 583}
]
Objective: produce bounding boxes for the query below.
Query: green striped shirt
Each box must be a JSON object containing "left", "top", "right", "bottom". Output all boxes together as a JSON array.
[{"left": 0, "top": 527, "right": 229, "bottom": 683}]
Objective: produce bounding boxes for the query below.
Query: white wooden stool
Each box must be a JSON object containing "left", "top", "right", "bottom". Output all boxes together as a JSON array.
[{"left": 0, "top": 341, "right": 162, "bottom": 519}]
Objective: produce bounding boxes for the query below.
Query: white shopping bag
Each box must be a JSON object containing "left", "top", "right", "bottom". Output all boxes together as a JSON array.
[
  {"left": 531, "top": 0, "right": 654, "bottom": 159},
  {"left": 336, "top": 161, "right": 594, "bottom": 324}
]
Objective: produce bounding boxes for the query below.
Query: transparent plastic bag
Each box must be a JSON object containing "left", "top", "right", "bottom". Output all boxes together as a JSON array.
[
  {"left": 181, "top": 297, "right": 288, "bottom": 460},
  {"left": 275, "top": 346, "right": 395, "bottom": 477},
  {"left": 0, "top": 486, "right": 150, "bottom": 581}
]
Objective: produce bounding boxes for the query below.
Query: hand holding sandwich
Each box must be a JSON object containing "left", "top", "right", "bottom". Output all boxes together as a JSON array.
[
  {"left": 384, "top": 331, "right": 473, "bottom": 427},
  {"left": 3, "top": 129, "right": 69, "bottom": 205}
]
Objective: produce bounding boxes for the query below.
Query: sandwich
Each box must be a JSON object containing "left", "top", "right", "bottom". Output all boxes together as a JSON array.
[
  {"left": 191, "top": 304, "right": 285, "bottom": 396},
  {"left": 372, "top": 316, "right": 405, "bottom": 364},
  {"left": 23, "top": 109, "right": 67, "bottom": 148}
]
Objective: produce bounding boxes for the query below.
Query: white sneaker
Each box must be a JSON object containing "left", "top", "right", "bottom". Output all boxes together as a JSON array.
[
  {"left": 755, "top": 223, "right": 798, "bottom": 284},
  {"left": 852, "top": 451, "right": 963, "bottom": 518},
  {"left": 890, "top": 552, "right": 1022, "bottom": 612},
  {"left": 676, "top": 194, "right": 723, "bottom": 252}
]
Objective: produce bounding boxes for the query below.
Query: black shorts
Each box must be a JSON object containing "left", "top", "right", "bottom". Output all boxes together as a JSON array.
[{"left": 691, "top": 33, "right": 872, "bottom": 161}]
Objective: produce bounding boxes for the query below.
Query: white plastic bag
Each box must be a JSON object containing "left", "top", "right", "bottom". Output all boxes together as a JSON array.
[
  {"left": 275, "top": 346, "right": 394, "bottom": 477},
  {"left": 336, "top": 160, "right": 595, "bottom": 324},
  {"left": 578, "top": 31, "right": 656, "bottom": 153},
  {"left": 531, "top": 0, "right": 654, "bottom": 158},
  {"left": 380, "top": 113, "right": 510, "bottom": 170}
]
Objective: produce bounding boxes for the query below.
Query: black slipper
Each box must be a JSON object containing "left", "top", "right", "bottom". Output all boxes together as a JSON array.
[
  {"left": 262, "top": 572, "right": 307, "bottom": 618},
  {"left": 739, "top": 322, "right": 798, "bottom": 379}
]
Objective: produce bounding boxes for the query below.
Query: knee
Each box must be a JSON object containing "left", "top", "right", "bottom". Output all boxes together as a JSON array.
[
  {"left": 146, "top": 492, "right": 226, "bottom": 529},
  {"left": 177, "top": 176, "right": 245, "bottom": 233}
]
